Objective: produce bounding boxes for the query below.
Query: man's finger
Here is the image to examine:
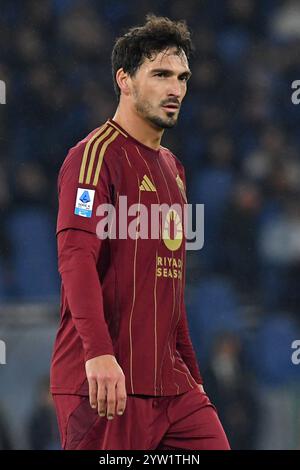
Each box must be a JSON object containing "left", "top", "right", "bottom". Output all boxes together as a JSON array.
[
  {"left": 106, "top": 381, "right": 116, "bottom": 420},
  {"left": 88, "top": 377, "right": 97, "bottom": 409},
  {"left": 116, "top": 379, "right": 127, "bottom": 416},
  {"left": 97, "top": 382, "right": 107, "bottom": 417}
]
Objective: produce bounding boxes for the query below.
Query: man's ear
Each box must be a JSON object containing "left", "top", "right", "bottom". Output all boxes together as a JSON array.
[{"left": 115, "top": 68, "right": 131, "bottom": 96}]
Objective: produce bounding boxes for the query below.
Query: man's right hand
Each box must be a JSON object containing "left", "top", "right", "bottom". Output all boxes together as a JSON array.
[{"left": 85, "top": 354, "right": 127, "bottom": 420}]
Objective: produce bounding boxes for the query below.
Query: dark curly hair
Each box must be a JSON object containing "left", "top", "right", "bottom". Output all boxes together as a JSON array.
[{"left": 111, "top": 14, "right": 193, "bottom": 99}]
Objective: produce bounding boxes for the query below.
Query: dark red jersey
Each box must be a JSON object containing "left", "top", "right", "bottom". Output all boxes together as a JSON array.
[{"left": 50, "top": 118, "right": 202, "bottom": 396}]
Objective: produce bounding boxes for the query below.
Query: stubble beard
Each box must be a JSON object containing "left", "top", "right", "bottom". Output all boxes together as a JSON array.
[{"left": 134, "top": 93, "right": 178, "bottom": 129}]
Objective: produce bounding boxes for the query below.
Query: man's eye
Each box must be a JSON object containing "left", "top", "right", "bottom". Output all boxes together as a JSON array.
[{"left": 155, "top": 72, "right": 166, "bottom": 77}]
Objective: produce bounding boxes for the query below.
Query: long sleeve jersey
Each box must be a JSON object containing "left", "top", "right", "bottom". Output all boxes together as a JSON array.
[{"left": 50, "top": 118, "right": 203, "bottom": 396}]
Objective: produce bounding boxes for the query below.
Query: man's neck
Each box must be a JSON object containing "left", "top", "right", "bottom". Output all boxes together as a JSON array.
[{"left": 112, "top": 105, "right": 164, "bottom": 151}]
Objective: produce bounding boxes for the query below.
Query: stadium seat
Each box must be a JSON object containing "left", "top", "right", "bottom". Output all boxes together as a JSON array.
[
  {"left": 188, "top": 277, "right": 243, "bottom": 362},
  {"left": 248, "top": 315, "right": 300, "bottom": 386},
  {"left": 7, "top": 208, "right": 59, "bottom": 302}
]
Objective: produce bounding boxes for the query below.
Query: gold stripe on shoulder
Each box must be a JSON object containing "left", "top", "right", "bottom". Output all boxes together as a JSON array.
[
  {"left": 92, "top": 130, "right": 119, "bottom": 186},
  {"left": 78, "top": 124, "right": 108, "bottom": 184},
  {"left": 108, "top": 120, "right": 127, "bottom": 138},
  {"left": 85, "top": 127, "right": 114, "bottom": 184}
]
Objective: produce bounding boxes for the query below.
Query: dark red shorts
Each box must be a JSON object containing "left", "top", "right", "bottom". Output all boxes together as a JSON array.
[{"left": 52, "top": 386, "right": 230, "bottom": 450}]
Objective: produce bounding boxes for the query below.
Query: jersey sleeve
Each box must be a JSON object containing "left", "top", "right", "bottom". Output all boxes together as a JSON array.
[
  {"left": 173, "top": 155, "right": 203, "bottom": 383},
  {"left": 176, "top": 303, "right": 203, "bottom": 384},
  {"left": 56, "top": 141, "right": 115, "bottom": 236},
  {"left": 58, "top": 228, "right": 115, "bottom": 361},
  {"left": 55, "top": 137, "right": 118, "bottom": 361}
]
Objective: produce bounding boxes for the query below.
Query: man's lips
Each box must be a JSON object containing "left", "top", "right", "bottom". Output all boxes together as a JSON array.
[{"left": 161, "top": 103, "right": 180, "bottom": 111}]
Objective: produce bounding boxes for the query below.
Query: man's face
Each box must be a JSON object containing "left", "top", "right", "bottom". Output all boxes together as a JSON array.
[{"left": 129, "top": 47, "right": 191, "bottom": 129}]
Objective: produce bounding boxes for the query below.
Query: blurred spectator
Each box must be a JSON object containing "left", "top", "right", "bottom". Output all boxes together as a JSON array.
[
  {"left": 192, "top": 132, "right": 235, "bottom": 270},
  {"left": 27, "top": 377, "right": 60, "bottom": 450},
  {"left": 204, "top": 332, "right": 259, "bottom": 449},
  {"left": 0, "top": 404, "right": 12, "bottom": 450},
  {"left": 12, "top": 161, "right": 49, "bottom": 209},
  {"left": 243, "top": 125, "right": 287, "bottom": 183},
  {"left": 219, "top": 180, "right": 262, "bottom": 294},
  {"left": 270, "top": 0, "right": 300, "bottom": 41},
  {"left": 259, "top": 196, "right": 300, "bottom": 311}
]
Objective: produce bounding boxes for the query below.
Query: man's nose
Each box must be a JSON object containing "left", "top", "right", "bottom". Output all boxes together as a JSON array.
[{"left": 167, "top": 78, "right": 181, "bottom": 98}]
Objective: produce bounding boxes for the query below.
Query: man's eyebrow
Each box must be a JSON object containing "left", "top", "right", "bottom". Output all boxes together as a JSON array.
[
  {"left": 179, "top": 70, "right": 192, "bottom": 79},
  {"left": 151, "top": 68, "right": 192, "bottom": 78}
]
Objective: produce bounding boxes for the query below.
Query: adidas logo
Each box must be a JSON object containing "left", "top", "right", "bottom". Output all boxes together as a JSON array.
[{"left": 139, "top": 174, "right": 156, "bottom": 192}]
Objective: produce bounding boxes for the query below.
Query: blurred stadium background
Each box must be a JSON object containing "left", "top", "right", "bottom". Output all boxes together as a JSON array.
[{"left": 1, "top": 0, "right": 300, "bottom": 449}]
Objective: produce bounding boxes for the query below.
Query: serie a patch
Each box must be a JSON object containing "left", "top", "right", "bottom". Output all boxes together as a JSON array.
[{"left": 74, "top": 188, "right": 95, "bottom": 218}]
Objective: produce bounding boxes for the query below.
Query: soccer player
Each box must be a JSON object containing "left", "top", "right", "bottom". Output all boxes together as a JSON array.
[{"left": 50, "top": 14, "right": 230, "bottom": 450}]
